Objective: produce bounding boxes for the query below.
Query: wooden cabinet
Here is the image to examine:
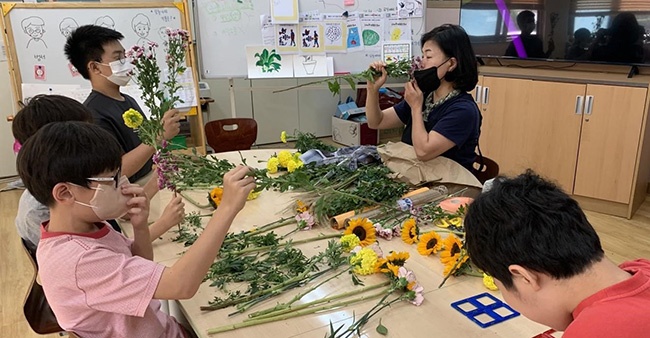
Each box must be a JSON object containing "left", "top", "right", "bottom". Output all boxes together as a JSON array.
[{"left": 476, "top": 68, "right": 650, "bottom": 218}]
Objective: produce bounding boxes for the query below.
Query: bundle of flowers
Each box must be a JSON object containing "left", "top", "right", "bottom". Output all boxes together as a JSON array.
[
  {"left": 266, "top": 150, "right": 303, "bottom": 174},
  {"left": 123, "top": 28, "right": 190, "bottom": 148}
]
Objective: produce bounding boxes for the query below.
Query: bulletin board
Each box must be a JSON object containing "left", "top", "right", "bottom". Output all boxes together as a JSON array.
[
  {"left": 0, "top": 1, "right": 206, "bottom": 152},
  {"left": 194, "top": 0, "right": 426, "bottom": 78},
  {"left": 0, "top": 1, "right": 195, "bottom": 105}
]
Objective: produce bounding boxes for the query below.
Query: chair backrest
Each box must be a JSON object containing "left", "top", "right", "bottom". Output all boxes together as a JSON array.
[
  {"left": 204, "top": 118, "right": 258, "bottom": 153},
  {"left": 20, "top": 238, "right": 63, "bottom": 335},
  {"left": 473, "top": 156, "right": 499, "bottom": 184}
]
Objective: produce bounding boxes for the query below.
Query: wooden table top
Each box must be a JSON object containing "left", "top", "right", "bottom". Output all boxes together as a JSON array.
[{"left": 123, "top": 149, "right": 552, "bottom": 338}]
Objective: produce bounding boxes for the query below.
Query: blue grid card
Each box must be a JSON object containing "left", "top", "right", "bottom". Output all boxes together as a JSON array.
[{"left": 451, "top": 293, "right": 520, "bottom": 328}]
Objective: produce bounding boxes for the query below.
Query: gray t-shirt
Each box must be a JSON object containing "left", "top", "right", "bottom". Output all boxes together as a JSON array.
[{"left": 15, "top": 190, "right": 48, "bottom": 252}]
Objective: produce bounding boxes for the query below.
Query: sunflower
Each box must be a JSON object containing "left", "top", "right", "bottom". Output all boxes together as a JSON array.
[
  {"left": 400, "top": 218, "right": 419, "bottom": 244},
  {"left": 417, "top": 231, "right": 443, "bottom": 256},
  {"left": 440, "top": 235, "right": 469, "bottom": 276},
  {"left": 122, "top": 108, "right": 143, "bottom": 129},
  {"left": 344, "top": 218, "right": 376, "bottom": 247},
  {"left": 386, "top": 251, "right": 410, "bottom": 267}
]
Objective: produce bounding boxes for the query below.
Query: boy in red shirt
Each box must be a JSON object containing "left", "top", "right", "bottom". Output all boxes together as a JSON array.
[
  {"left": 17, "top": 121, "right": 254, "bottom": 337},
  {"left": 465, "top": 170, "right": 650, "bottom": 337}
]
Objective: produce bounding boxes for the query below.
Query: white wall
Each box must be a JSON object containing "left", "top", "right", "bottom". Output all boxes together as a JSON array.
[{"left": 0, "top": 43, "right": 18, "bottom": 178}]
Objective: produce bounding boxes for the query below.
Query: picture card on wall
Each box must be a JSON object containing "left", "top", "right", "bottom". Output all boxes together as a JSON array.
[
  {"left": 360, "top": 13, "right": 384, "bottom": 51},
  {"left": 298, "top": 22, "right": 325, "bottom": 54},
  {"left": 346, "top": 12, "right": 364, "bottom": 52},
  {"left": 246, "top": 46, "right": 294, "bottom": 79},
  {"left": 293, "top": 55, "right": 328, "bottom": 77},
  {"left": 397, "top": 0, "right": 424, "bottom": 18},
  {"left": 324, "top": 20, "right": 347, "bottom": 53},
  {"left": 386, "top": 16, "right": 411, "bottom": 42},
  {"left": 271, "top": 0, "right": 299, "bottom": 24},
  {"left": 276, "top": 24, "right": 299, "bottom": 54},
  {"left": 382, "top": 41, "right": 412, "bottom": 64}
]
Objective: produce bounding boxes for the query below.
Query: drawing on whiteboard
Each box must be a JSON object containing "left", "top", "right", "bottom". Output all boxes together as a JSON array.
[
  {"left": 301, "top": 55, "right": 317, "bottom": 75},
  {"left": 325, "top": 25, "right": 342, "bottom": 44},
  {"left": 59, "top": 18, "right": 78, "bottom": 39},
  {"left": 95, "top": 16, "right": 115, "bottom": 29},
  {"left": 34, "top": 65, "right": 46, "bottom": 80},
  {"left": 347, "top": 26, "right": 360, "bottom": 47},
  {"left": 390, "top": 27, "right": 404, "bottom": 41},
  {"left": 397, "top": 0, "right": 423, "bottom": 18},
  {"left": 301, "top": 29, "right": 320, "bottom": 48},
  {"left": 132, "top": 14, "right": 153, "bottom": 47},
  {"left": 158, "top": 27, "right": 170, "bottom": 48},
  {"left": 22, "top": 17, "right": 47, "bottom": 49},
  {"left": 254, "top": 48, "right": 282, "bottom": 73},
  {"left": 362, "top": 29, "right": 380, "bottom": 46}
]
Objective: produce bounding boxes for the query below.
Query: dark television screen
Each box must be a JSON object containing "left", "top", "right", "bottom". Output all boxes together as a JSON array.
[{"left": 459, "top": 0, "right": 650, "bottom": 65}]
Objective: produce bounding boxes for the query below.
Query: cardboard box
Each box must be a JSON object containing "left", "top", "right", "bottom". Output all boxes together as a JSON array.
[{"left": 332, "top": 116, "right": 379, "bottom": 147}]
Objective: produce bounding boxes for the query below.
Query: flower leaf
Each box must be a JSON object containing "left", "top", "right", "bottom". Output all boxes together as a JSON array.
[
  {"left": 376, "top": 319, "right": 388, "bottom": 335},
  {"left": 344, "top": 77, "right": 356, "bottom": 91}
]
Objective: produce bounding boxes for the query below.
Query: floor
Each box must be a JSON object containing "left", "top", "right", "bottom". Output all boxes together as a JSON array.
[{"left": 2, "top": 167, "right": 650, "bottom": 337}]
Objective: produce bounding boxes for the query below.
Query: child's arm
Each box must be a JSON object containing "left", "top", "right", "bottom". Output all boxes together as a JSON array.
[
  {"left": 153, "top": 166, "right": 255, "bottom": 299},
  {"left": 148, "top": 195, "right": 185, "bottom": 242},
  {"left": 123, "top": 184, "right": 154, "bottom": 260}
]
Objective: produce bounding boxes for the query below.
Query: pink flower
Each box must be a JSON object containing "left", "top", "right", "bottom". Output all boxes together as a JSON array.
[
  {"left": 369, "top": 243, "right": 383, "bottom": 258},
  {"left": 374, "top": 223, "right": 394, "bottom": 240},
  {"left": 398, "top": 267, "right": 425, "bottom": 306},
  {"left": 295, "top": 211, "right": 315, "bottom": 230}
]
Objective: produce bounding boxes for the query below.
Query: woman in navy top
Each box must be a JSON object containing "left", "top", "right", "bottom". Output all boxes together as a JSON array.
[{"left": 365, "top": 24, "right": 481, "bottom": 171}]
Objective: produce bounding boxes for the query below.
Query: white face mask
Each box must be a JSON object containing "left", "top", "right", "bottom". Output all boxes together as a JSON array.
[
  {"left": 98, "top": 58, "right": 133, "bottom": 86},
  {"left": 73, "top": 176, "right": 131, "bottom": 220}
]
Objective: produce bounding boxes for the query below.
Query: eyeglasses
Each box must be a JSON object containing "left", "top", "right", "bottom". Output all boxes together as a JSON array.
[{"left": 87, "top": 168, "right": 121, "bottom": 189}]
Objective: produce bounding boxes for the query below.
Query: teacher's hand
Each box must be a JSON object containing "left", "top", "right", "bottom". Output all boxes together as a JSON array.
[
  {"left": 367, "top": 61, "right": 388, "bottom": 92},
  {"left": 404, "top": 80, "right": 424, "bottom": 111}
]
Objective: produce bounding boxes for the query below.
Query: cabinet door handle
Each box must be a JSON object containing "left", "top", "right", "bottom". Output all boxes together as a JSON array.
[
  {"left": 575, "top": 95, "right": 584, "bottom": 115},
  {"left": 475, "top": 85, "right": 482, "bottom": 103},
  {"left": 482, "top": 87, "right": 489, "bottom": 105},
  {"left": 585, "top": 95, "right": 594, "bottom": 115}
]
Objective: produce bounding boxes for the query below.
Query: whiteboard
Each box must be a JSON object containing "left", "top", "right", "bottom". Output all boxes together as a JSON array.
[
  {"left": 195, "top": 0, "right": 426, "bottom": 78},
  {"left": 3, "top": 3, "right": 185, "bottom": 90}
]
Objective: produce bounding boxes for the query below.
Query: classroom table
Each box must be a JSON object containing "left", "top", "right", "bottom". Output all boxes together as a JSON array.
[{"left": 125, "top": 149, "right": 553, "bottom": 338}]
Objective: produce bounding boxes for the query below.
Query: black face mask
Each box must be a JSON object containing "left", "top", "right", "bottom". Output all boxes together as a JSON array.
[{"left": 413, "top": 58, "right": 450, "bottom": 93}]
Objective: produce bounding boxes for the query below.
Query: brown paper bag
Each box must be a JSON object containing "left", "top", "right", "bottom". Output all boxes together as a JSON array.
[{"left": 377, "top": 142, "right": 482, "bottom": 188}]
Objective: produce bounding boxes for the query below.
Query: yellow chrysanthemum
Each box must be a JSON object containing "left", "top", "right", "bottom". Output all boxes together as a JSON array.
[
  {"left": 440, "top": 235, "right": 469, "bottom": 276},
  {"left": 266, "top": 157, "right": 279, "bottom": 174},
  {"left": 483, "top": 273, "right": 498, "bottom": 291},
  {"left": 286, "top": 159, "right": 303, "bottom": 173},
  {"left": 344, "top": 218, "right": 377, "bottom": 247},
  {"left": 210, "top": 186, "right": 260, "bottom": 207},
  {"left": 293, "top": 152, "right": 302, "bottom": 160},
  {"left": 386, "top": 251, "right": 410, "bottom": 267},
  {"left": 122, "top": 108, "right": 143, "bottom": 129},
  {"left": 280, "top": 131, "right": 287, "bottom": 143},
  {"left": 340, "top": 234, "right": 361, "bottom": 252},
  {"left": 350, "top": 247, "right": 379, "bottom": 275},
  {"left": 296, "top": 200, "right": 309, "bottom": 213},
  {"left": 401, "top": 218, "right": 419, "bottom": 244},
  {"left": 210, "top": 187, "right": 224, "bottom": 206},
  {"left": 417, "top": 231, "right": 443, "bottom": 256},
  {"left": 247, "top": 190, "right": 261, "bottom": 201},
  {"left": 277, "top": 150, "right": 293, "bottom": 167}
]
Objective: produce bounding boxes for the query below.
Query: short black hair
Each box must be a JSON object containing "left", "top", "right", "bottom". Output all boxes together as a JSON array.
[
  {"left": 64, "top": 25, "right": 124, "bottom": 79},
  {"left": 12, "top": 95, "right": 93, "bottom": 144},
  {"left": 464, "top": 170, "right": 604, "bottom": 289},
  {"left": 516, "top": 10, "right": 535, "bottom": 28},
  {"left": 17, "top": 121, "right": 123, "bottom": 207},
  {"left": 420, "top": 24, "right": 478, "bottom": 92}
]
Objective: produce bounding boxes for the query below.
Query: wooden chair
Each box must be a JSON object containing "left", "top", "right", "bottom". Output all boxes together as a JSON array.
[
  {"left": 204, "top": 118, "right": 258, "bottom": 153},
  {"left": 473, "top": 156, "right": 499, "bottom": 184},
  {"left": 20, "top": 239, "right": 64, "bottom": 335}
]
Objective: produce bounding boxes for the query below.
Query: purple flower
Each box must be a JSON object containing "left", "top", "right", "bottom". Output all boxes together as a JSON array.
[{"left": 295, "top": 211, "right": 315, "bottom": 230}]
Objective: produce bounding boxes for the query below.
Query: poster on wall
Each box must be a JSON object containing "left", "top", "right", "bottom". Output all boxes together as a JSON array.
[
  {"left": 276, "top": 24, "right": 299, "bottom": 54},
  {"left": 270, "top": 0, "right": 299, "bottom": 24},
  {"left": 292, "top": 54, "right": 328, "bottom": 77},
  {"left": 298, "top": 13, "right": 325, "bottom": 54},
  {"left": 245, "top": 45, "right": 294, "bottom": 78}
]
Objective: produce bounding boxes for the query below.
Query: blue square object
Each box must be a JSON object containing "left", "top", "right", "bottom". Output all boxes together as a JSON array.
[{"left": 451, "top": 293, "right": 520, "bottom": 328}]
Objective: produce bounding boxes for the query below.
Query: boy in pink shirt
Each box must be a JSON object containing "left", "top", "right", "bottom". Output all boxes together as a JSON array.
[
  {"left": 17, "top": 121, "right": 255, "bottom": 338},
  {"left": 465, "top": 171, "right": 650, "bottom": 337}
]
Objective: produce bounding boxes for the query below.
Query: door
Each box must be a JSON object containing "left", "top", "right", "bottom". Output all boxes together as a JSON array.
[
  {"left": 573, "top": 85, "right": 647, "bottom": 203},
  {"left": 480, "top": 77, "right": 586, "bottom": 191}
]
